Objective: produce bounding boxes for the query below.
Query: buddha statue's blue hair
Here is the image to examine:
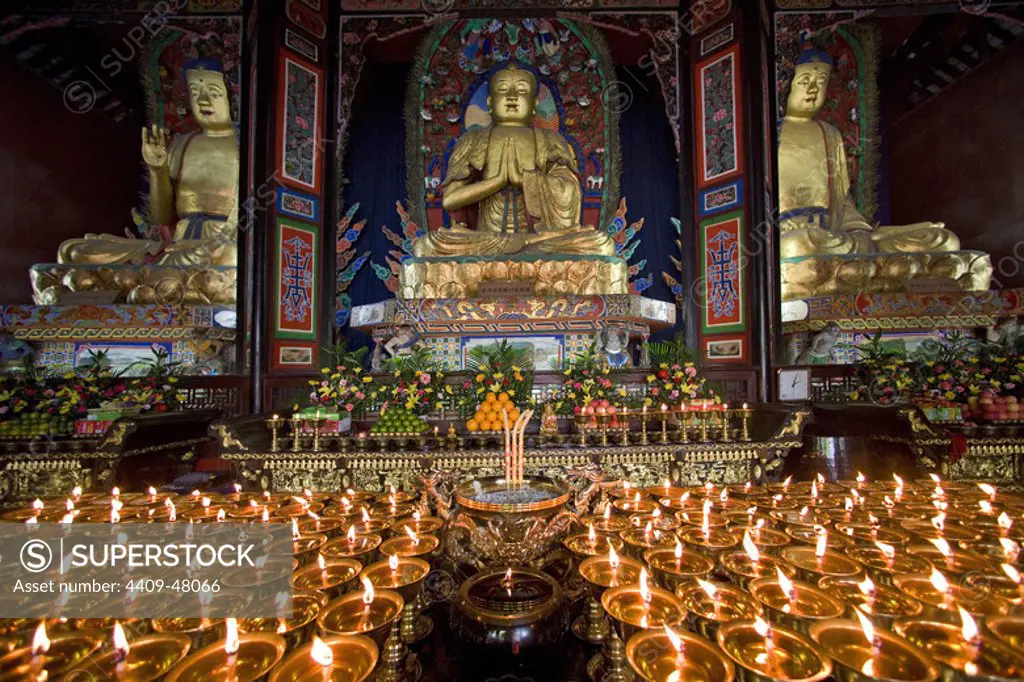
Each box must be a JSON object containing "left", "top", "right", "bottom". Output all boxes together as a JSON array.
[
  {"left": 796, "top": 48, "right": 834, "bottom": 67},
  {"left": 183, "top": 58, "right": 225, "bottom": 85}
]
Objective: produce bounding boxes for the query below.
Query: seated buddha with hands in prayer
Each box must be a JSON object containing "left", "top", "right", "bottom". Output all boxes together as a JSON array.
[{"left": 413, "top": 64, "right": 615, "bottom": 258}]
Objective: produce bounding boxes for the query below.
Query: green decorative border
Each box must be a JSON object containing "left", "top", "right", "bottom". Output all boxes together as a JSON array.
[
  {"left": 404, "top": 18, "right": 622, "bottom": 232},
  {"left": 274, "top": 217, "right": 319, "bottom": 340},
  {"left": 699, "top": 209, "right": 746, "bottom": 335}
]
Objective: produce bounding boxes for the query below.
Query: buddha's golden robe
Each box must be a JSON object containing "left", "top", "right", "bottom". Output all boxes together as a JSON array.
[
  {"left": 779, "top": 119, "right": 959, "bottom": 259},
  {"left": 413, "top": 126, "right": 615, "bottom": 258}
]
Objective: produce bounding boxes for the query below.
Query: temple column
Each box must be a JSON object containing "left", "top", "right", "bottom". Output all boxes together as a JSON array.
[{"left": 246, "top": 0, "right": 334, "bottom": 411}]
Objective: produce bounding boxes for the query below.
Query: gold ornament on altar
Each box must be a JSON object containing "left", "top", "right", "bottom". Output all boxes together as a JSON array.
[
  {"left": 32, "top": 59, "right": 239, "bottom": 305},
  {"left": 778, "top": 49, "right": 992, "bottom": 300},
  {"left": 401, "top": 64, "right": 626, "bottom": 298}
]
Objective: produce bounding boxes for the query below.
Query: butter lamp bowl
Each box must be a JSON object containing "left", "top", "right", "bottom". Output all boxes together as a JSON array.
[
  {"left": 267, "top": 634, "right": 378, "bottom": 682},
  {"left": 717, "top": 619, "right": 832, "bottom": 682},
  {"left": 809, "top": 619, "right": 941, "bottom": 682},
  {"left": 626, "top": 627, "right": 735, "bottom": 682}
]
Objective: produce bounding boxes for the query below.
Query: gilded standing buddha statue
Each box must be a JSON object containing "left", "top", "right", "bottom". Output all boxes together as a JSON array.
[
  {"left": 57, "top": 59, "right": 239, "bottom": 268},
  {"left": 778, "top": 49, "right": 991, "bottom": 300},
  {"left": 401, "top": 64, "right": 625, "bottom": 298}
]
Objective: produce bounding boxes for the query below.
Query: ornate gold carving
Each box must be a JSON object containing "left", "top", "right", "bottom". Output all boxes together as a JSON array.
[
  {"left": 775, "top": 409, "right": 812, "bottom": 439},
  {"left": 897, "top": 407, "right": 939, "bottom": 437},
  {"left": 212, "top": 423, "right": 248, "bottom": 451}
]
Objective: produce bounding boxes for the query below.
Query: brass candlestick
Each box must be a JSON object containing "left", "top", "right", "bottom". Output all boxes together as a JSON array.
[
  {"left": 374, "top": 622, "right": 420, "bottom": 682},
  {"left": 576, "top": 414, "right": 589, "bottom": 447},
  {"left": 312, "top": 415, "right": 324, "bottom": 452},
  {"left": 619, "top": 409, "right": 631, "bottom": 447},
  {"left": 290, "top": 416, "right": 303, "bottom": 452},
  {"left": 598, "top": 412, "right": 611, "bottom": 447},
  {"left": 678, "top": 409, "right": 690, "bottom": 444},
  {"left": 699, "top": 410, "right": 711, "bottom": 442},
  {"left": 719, "top": 406, "right": 731, "bottom": 442},
  {"left": 639, "top": 410, "right": 650, "bottom": 445},
  {"left": 659, "top": 408, "right": 670, "bottom": 444},
  {"left": 739, "top": 404, "right": 753, "bottom": 441},
  {"left": 267, "top": 414, "right": 282, "bottom": 452}
]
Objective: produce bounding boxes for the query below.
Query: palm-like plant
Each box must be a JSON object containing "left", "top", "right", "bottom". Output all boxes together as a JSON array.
[
  {"left": 645, "top": 335, "right": 696, "bottom": 368},
  {"left": 465, "top": 340, "right": 532, "bottom": 375}
]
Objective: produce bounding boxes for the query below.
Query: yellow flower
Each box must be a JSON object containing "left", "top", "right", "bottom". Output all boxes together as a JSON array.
[
  {"left": 321, "top": 367, "right": 330, "bottom": 374},
  {"left": 494, "top": 373, "right": 505, "bottom": 380},
  {"left": 646, "top": 375, "right": 655, "bottom": 383},
  {"left": 476, "top": 373, "right": 485, "bottom": 382},
  {"left": 362, "top": 376, "right": 373, "bottom": 383}
]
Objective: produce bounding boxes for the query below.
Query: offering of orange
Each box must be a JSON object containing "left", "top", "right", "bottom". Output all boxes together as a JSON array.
[{"left": 466, "top": 392, "right": 520, "bottom": 433}]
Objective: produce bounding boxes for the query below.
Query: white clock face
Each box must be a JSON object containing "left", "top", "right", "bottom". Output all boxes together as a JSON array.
[{"left": 779, "top": 370, "right": 810, "bottom": 402}]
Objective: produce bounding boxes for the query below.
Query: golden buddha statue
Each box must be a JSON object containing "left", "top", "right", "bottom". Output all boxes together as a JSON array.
[
  {"left": 413, "top": 64, "right": 615, "bottom": 258},
  {"left": 779, "top": 49, "right": 959, "bottom": 258},
  {"left": 57, "top": 59, "right": 239, "bottom": 268}
]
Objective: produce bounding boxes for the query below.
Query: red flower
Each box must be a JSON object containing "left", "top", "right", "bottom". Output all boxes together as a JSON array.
[{"left": 657, "top": 370, "right": 669, "bottom": 380}]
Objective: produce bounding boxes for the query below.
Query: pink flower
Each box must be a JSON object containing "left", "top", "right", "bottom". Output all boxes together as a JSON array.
[
  {"left": 345, "top": 403, "right": 354, "bottom": 412},
  {"left": 684, "top": 366, "right": 697, "bottom": 378},
  {"left": 420, "top": 373, "right": 432, "bottom": 385},
  {"left": 356, "top": 392, "right": 365, "bottom": 400}
]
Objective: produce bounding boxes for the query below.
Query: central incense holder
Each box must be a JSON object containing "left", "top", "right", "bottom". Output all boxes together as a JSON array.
[
  {"left": 444, "top": 476, "right": 572, "bottom": 568},
  {"left": 451, "top": 567, "right": 569, "bottom": 652}
]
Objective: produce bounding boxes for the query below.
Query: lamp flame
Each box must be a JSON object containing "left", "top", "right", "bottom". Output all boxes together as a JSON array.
[
  {"left": 980, "top": 500, "right": 994, "bottom": 515},
  {"left": 811, "top": 480, "right": 819, "bottom": 499},
  {"left": 405, "top": 526, "right": 420, "bottom": 546},
  {"left": 31, "top": 622, "right": 50, "bottom": 655},
  {"left": 388, "top": 554, "right": 399, "bottom": 572},
  {"left": 697, "top": 578, "right": 718, "bottom": 600},
  {"left": 743, "top": 530, "right": 761, "bottom": 563},
  {"left": 201, "top": 497, "right": 211, "bottom": 508},
  {"left": 603, "top": 505, "right": 611, "bottom": 520},
  {"left": 664, "top": 624, "right": 685, "bottom": 655},
  {"left": 931, "top": 512, "right": 946, "bottom": 532},
  {"left": 978, "top": 483, "right": 997, "bottom": 499},
  {"left": 317, "top": 554, "right": 326, "bottom": 571},
  {"left": 999, "top": 537, "right": 1019, "bottom": 561},
  {"left": 61, "top": 513, "right": 75, "bottom": 524},
  {"left": 857, "top": 576, "right": 876, "bottom": 598},
  {"left": 347, "top": 526, "right": 357, "bottom": 543},
  {"left": 782, "top": 476, "right": 792, "bottom": 491},
  {"left": 928, "top": 537, "right": 953, "bottom": 557},
  {"left": 720, "top": 488, "right": 728, "bottom": 503},
  {"left": 112, "top": 622, "right": 130, "bottom": 660},
  {"left": 310, "top": 635, "right": 334, "bottom": 667},
  {"left": 361, "top": 576, "right": 375, "bottom": 605},
  {"left": 929, "top": 567, "right": 951, "bottom": 594},
  {"left": 958, "top": 606, "right": 980, "bottom": 644},
  {"left": 609, "top": 545, "right": 620, "bottom": 569},
  {"left": 753, "top": 616, "right": 771, "bottom": 638},
  {"left": 168, "top": 501, "right": 177, "bottom": 522},
  {"left": 639, "top": 568, "right": 651, "bottom": 603},
  {"left": 71, "top": 485, "right": 82, "bottom": 498},
  {"left": 32, "top": 499, "right": 44, "bottom": 512},
  {"left": 224, "top": 618, "right": 240, "bottom": 656},
  {"left": 815, "top": 530, "right": 828, "bottom": 558},
  {"left": 854, "top": 606, "right": 876, "bottom": 647},
  {"left": 998, "top": 512, "right": 1013, "bottom": 530},
  {"left": 844, "top": 497, "right": 853, "bottom": 512},
  {"left": 1001, "top": 563, "right": 1021, "bottom": 585},
  {"left": 216, "top": 508, "right": 226, "bottom": 523},
  {"left": 260, "top": 507, "right": 268, "bottom": 523},
  {"left": 777, "top": 566, "right": 796, "bottom": 601},
  {"left": 361, "top": 507, "right": 371, "bottom": 523},
  {"left": 291, "top": 518, "right": 301, "bottom": 541}
]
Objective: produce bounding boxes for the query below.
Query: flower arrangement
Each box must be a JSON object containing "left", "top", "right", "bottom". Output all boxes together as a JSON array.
[
  {"left": 459, "top": 341, "right": 533, "bottom": 432},
  {"left": 846, "top": 333, "right": 915, "bottom": 405},
  {"left": 643, "top": 338, "right": 717, "bottom": 406},
  {"left": 554, "top": 347, "right": 624, "bottom": 416},
  {"left": 381, "top": 348, "right": 449, "bottom": 417},
  {"left": 308, "top": 346, "right": 375, "bottom": 415}
]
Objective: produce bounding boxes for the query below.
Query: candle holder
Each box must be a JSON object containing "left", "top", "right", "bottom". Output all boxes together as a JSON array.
[
  {"left": 377, "top": 621, "right": 421, "bottom": 682},
  {"left": 575, "top": 414, "right": 589, "bottom": 447},
  {"left": 564, "top": 532, "right": 625, "bottom": 559},
  {"left": 817, "top": 576, "right": 923, "bottom": 629},
  {"left": 644, "top": 546, "right": 715, "bottom": 591},
  {"left": 720, "top": 551, "right": 796, "bottom": 592},
  {"left": 986, "top": 615, "right": 1024, "bottom": 650},
  {"left": 289, "top": 416, "right": 303, "bottom": 452},
  {"left": 379, "top": 533, "right": 440, "bottom": 559},
  {"left": 625, "top": 626, "right": 735, "bottom": 682},
  {"left": 311, "top": 416, "right": 324, "bottom": 453},
  {"left": 164, "top": 632, "right": 287, "bottom": 682},
  {"left": 602, "top": 583, "right": 684, "bottom": 642},
  {"left": 893, "top": 619, "right": 1024, "bottom": 682},
  {"left": 266, "top": 415, "right": 282, "bottom": 452},
  {"left": 579, "top": 554, "right": 646, "bottom": 594},
  {"left": 676, "top": 580, "right": 763, "bottom": 640},
  {"left": 809, "top": 619, "right": 941, "bottom": 682},
  {"left": 749, "top": 575, "right": 846, "bottom": 634},
  {"left": 678, "top": 527, "right": 740, "bottom": 563},
  {"left": 151, "top": 619, "right": 225, "bottom": 652},
  {"left": 905, "top": 545, "right": 997, "bottom": 578},
  {"left": 639, "top": 410, "right": 651, "bottom": 446},
  {"left": 717, "top": 619, "right": 832, "bottom": 682},
  {"left": 239, "top": 590, "right": 326, "bottom": 650},
  {"left": 659, "top": 409, "right": 670, "bottom": 444},
  {"left": 0, "top": 629, "right": 105, "bottom": 680},
  {"left": 699, "top": 410, "right": 711, "bottom": 442},
  {"left": 360, "top": 557, "right": 430, "bottom": 604},
  {"left": 892, "top": 574, "right": 1011, "bottom": 622},
  {"left": 621, "top": 526, "right": 676, "bottom": 560},
  {"left": 833, "top": 523, "right": 910, "bottom": 547},
  {"left": 727, "top": 526, "right": 791, "bottom": 556},
  {"left": 292, "top": 558, "right": 363, "bottom": 601},
  {"left": 267, "top": 634, "right": 378, "bottom": 682},
  {"left": 583, "top": 512, "right": 632, "bottom": 535},
  {"left": 321, "top": 533, "right": 382, "bottom": 563},
  {"left": 59, "top": 632, "right": 191, "bottom": 682},
  {"left": 780, "top": 546, "right": 863, "bottom": 584},
  {"left": 390, "top": 516, "right": 444, "bottom": 537},
  {"left": 318, "top": 589, "right": 405, "bottom": 646},
  {"left": 738, "top": 405, "right": 753, "bottom": 442},
  {"left": 630, "top": 512, "right": 680, "bottom": 532},
  {"left": 720, "top": 408, "right": 732, "bottom": 442},
  {"left": 597, "top": 411, "right": 612, "bottom": 447},
  {"left": 785, "top": 526, "right": 855, "bottom": 550}
]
